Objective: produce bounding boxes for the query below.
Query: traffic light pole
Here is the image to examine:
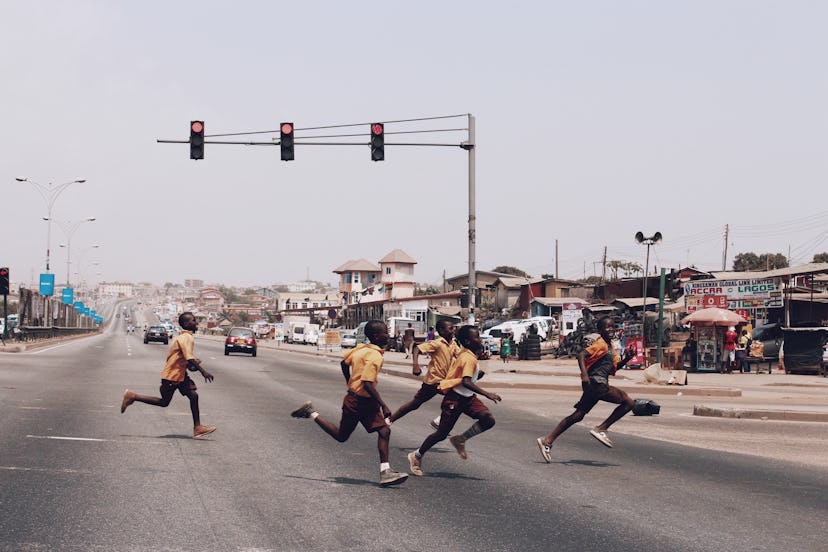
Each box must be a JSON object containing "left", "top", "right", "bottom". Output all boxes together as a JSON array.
[{"left": 464, "top": 114, "right": 476, "bottom": 325}]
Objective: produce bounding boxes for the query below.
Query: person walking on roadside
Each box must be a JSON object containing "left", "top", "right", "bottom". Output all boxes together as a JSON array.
[
  {"left": 736, "top": 329, "right": 751, "bottom": 373},
  {"left": 290, "top": 320, "right": 408, "bottom": 487},
  {"left": 386, "top": 319, "right": 459, "bottom": 426},
  {"left": 536, "top": 316, "right": 635, "bottom": 463},
  {"left": 500, "top": 332, "right": 512, "bottom": 364},
  {"left": 402, "top": 323, "right": 416, "bottom": 359},
  {"left": 407, "top": 325, "right": 501, "bottom": 476},
  {"left": 120, "top": 312, "right": 217, "bottom": 439}
]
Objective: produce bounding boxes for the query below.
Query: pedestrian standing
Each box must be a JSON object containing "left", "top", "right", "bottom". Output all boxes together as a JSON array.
[
  {"left": 290, "top": 320, "right": 408, "bottom": 487},
  {"left": 407, "top": 325, "right": 501, "bottom": 476},
  {"left": 722, "top": 326, "right": 738, "bottom": 373},
  {"left": 403, "top": 323, "right": 416, "bottom": 359},
  {"left": 386, "top": 320, "right": 459, "bottom": 425},
  {"left": 536, "top": 316, "right": 635, "bottom": 463},
  {"left": 500, "top": 332, "right": 512, "bottom": 363},
  {"left": 120, "top": 312, "right": 216, "bottom": 439}
]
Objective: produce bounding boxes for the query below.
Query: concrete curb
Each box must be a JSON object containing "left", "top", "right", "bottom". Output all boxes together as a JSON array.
[{"left": 693, "top": 404, "right": 828, "bottom": 423}]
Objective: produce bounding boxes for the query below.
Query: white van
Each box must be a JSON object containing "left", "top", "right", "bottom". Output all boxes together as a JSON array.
[{"left": 291, "top": 324, "right": 306, "bottom": 344}]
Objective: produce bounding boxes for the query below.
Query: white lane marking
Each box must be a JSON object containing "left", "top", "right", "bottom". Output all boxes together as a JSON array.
[
  {"left": 26, "top": 435, "right": 108, "bottom": 442},
  {"left": 19, "top": 406, "right": 49, "bottom": 410},
  {"left": 0, "top": 466, "right": 92, "bottom": 474}
]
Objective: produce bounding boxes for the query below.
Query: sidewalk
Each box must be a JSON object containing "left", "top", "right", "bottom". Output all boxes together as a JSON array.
[{"left": 246, "top": 337, "right": 828, "bottom": 423}]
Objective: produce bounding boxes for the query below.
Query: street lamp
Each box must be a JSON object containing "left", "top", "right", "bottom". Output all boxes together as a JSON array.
[
  {"left": 15, "top": 177, "right": 87, "bottom": 273},
  {"left": 54, "top": 219, "right": 96, "bottom": 286},
  {"left": 635, "top": 231, "right": 662, "bottom": 366}
]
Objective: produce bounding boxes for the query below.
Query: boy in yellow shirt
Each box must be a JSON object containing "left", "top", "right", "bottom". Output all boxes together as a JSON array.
[
  {"left": 120, "top": 312, "right": 216, "bottom": 439},
  {"left": 407, "top": 325, "right": 501, "bottom": 476},
  {"left": 386, "top": 319, "right": 459, "bottom": 425},
  {"left": 291, "top": 320, "right": 408, "bottom": 487}
]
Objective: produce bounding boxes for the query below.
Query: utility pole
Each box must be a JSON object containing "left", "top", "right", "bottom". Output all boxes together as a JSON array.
[
  {"left": 464, "top": 114, "right": 477, "bottom": 325},
  {"left": 601, "top": 246, "right": 607, "bottom": 284},
  {"left": 721, "top": 224, "right": 729, "bottom": 271},
  {"left": 555, "top": 239, "right": 559, "bottom": 279}
]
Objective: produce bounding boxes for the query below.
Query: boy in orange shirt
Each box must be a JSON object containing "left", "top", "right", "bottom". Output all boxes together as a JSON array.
[
  {"left": 291, "top": 320, "right": 408, "bottom": 487},
  {"left": 386, "top": 319, "right": 459, "bottom": 425},
  {"left": 120, "top": 312, "right": 216, "bottom": 439},
  {"left": 407, "top": 325, "right": 501, "bottom": 476},
  {"left": 536, "top": 316, "right": 635, "bottom": 462}
]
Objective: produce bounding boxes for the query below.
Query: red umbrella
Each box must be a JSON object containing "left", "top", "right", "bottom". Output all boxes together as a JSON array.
[{"left": 681, "top": 307, "right": 746, "bottom": 327}]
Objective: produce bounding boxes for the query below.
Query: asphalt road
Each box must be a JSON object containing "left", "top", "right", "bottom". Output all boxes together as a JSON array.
[{"left": 1, "top": 321, "right": 827, "bottom": 552}]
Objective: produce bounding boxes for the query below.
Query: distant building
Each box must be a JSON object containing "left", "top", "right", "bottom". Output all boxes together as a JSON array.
[
  {"left": 334, "top": 259, "right": 381, "bottom": 304},
  {"left": 98, "top": 281, "right": 134, "bottom": 298},
  {"left": 184, "top": 279, "right": 204, "bottom": 289}
]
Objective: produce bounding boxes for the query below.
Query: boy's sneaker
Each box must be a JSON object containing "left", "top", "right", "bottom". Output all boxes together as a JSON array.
[
  {"left": 449, "top": 435, "right": 467, "bottom": 459},
  {"left": 379, "top": 468, "right": 409, "bottom": 487},
  {"left": 589, "top": 428, "right": 613, "bottom": 448},
  {"left": 407, "top": 451, "right": 424, "bottom": 476},
  {"left": 291, "top": 401, "right": 315, "bottom": 418},
  {"left": 194, "top": 425, "right": 217, "bottom": 438},
  {"left": 120, "top": 389, "right": 136, "bottom": 413},
  {"left": 536, "top": 437, "right": 552, "bottom": 463}
]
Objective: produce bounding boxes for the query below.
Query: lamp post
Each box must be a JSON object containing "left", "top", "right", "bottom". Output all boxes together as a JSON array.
[
  {"left": 15, "top": 177, "right": 87, "bottom": 273},
  {"left": 635, "top": 231, "right": 662, "bottom": 366},
  {"left": 53, "top": 218, "right": 96, "bottom": 286}
]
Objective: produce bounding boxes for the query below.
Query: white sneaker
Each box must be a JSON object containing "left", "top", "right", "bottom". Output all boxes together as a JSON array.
[
  {"left": 536, "top": 437, "right": 552, "bottom": 463},
  {"left": 408, "top": 451, "right": 424, "bottom": 476},
  {"left": 379, "top": 468, "right": 409, "bottom": 486},
  {"left": 590, "top": 428, "right": 613, "bottom": 448}
]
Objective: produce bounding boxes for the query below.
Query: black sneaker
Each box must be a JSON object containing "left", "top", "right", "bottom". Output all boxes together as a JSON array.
[{"left": 291, "top": 401, "right": 314, "bottom": 418}]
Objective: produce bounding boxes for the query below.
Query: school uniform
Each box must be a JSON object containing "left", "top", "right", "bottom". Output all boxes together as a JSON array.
[
  {"left": 159, "top": 330, "right": 199, "bottom": 399},
  {"left": 412, "top": 337, "right": 460, "bottom": 402},
  {"left": 339, "top": 343, "right": 387, "bottom": 434},
  {"left": 435, "top": 348, "right": 491, "bottom": 432}
]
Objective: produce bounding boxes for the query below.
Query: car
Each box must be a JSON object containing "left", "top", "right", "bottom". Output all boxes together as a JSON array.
[
  {"left": 144, "top": 325, "right": 169, "bottom": 345},
  {"left": 304, "top": 328, "right": 319, "bottom": 346},
  {"left": 341, "top": 331, "right": 357, "bottom": 348},
  {"left": 225, "top": 327, "right": 257, "bottom": 356}
]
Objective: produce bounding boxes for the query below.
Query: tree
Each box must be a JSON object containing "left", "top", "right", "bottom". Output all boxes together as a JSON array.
[
  {"left": 813, "top": 252, "right": 828, "bottom": 263},
  {"left": 491, "top": 266, "right": 530, "bottom": 278},
  {"left": 733, "top": 252, "right": 789, "bottom": 271}
]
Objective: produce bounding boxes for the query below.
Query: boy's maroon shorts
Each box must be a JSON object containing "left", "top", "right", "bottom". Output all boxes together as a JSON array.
[{"left": 341, "top": 392, "right": 386, "bottom": 433}]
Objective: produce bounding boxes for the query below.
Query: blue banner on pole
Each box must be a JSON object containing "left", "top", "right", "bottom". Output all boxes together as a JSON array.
[
  {"left": 73, "top": 301, "right": 84, "bottom": 310},
  {"left": 39, "top": 273, "right": 55, "bottom": 297},
  {"left": 62, "top": 288, "right": 74, "bottom": 305},
  {"left": 82, "top": 307, "right": 90, "bottom": 316}
]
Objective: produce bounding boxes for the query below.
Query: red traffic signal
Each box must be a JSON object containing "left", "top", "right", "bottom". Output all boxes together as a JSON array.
[
  {"left": 0, "top": 267, "right": 9, "bottom": 295},
  {"left": 280, "top": 122, "right": 295, "bottom": 161},
  {"left": 190, "top": 120, "right": 205, "bottom": 160},
  {"left": 370, "top": 122, "right": 384, "bottom": 161}
]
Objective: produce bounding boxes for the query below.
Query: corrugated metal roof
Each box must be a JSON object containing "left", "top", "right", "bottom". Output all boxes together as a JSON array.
[
  {"left": 531, "top": 297, "right": 588, "bottom": 307},
  {"left": 497, "top": 276, "right": 532, "bottom": 288},
  {"left": 709, "top": 262, "right": 828, "bottom": 280}
]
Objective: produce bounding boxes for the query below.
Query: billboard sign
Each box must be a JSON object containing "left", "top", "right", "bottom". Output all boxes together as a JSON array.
[
  {"left": 39, "top": 273, "right": 55, "bottom": 297},
  {"left": 62, "top": 287, "right": 74, "bottom": 305},
  {"left": 684, "top": 278, "right": 783, "bottom": 311}
]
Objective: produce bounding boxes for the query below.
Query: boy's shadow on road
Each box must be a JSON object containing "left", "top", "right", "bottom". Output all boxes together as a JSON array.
[{"left": 553, "top": 459, "right": 618, "bottom": 468}]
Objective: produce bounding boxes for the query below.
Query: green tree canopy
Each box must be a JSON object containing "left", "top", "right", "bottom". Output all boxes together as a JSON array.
[
  {"left": 813, "top": 252, "right": 828, "bottom": 263},
  {"left": 733, "top": 252, "right": 789, "bottom": 271},
  {"left": 491, "top": 266, "right": 530, "bottom": 277}
]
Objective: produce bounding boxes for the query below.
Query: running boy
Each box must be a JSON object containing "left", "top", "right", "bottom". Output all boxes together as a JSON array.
[
  {"left": 290, "top": 320, "right": 408, "bottom": 487},
  {"left": 385, "top": 319, "right": 459, "bottom": 425},
  {"left": 407, "top": 325, "right": 501, "bottom": 476},
  {"left": 120, "top": 312, "right": 216, "bottom": 439},
  {"left": 536, "top": 316, "right": 634, "bottom": 462}
]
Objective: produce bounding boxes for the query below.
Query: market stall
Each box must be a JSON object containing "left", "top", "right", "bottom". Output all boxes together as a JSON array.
[{"left": 680, "top": 307, "right": 746, "bottom": 372}]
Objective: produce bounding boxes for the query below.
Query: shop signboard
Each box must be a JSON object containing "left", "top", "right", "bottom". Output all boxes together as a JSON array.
[
  {"left": 560, "top": 303, "right": 583, "bottom": 337},
  {"left": 619, "top": 322, "right": 645, "bottom": 368},
  {"left": 684, "top": 278, "right": 783, "bottom": 312}
]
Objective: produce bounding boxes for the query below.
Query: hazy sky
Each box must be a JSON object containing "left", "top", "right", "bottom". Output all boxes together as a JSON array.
[{"left": 2, "top": 1, "right": 826, "bottom": 289}]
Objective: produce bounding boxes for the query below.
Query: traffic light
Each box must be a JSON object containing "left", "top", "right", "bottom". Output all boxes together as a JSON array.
[
  {"left": 370, "top": 123, "right": 384, "bottom": 161},
  {"left": 190, "top": 120, "right": 204, "bottom": 160},
  {"left": 280, "top": 122, "right": 295, "bottom": 161},
  {"left": 668, "top": 269, "right": 683, "bottom": 301},
  {"left": 0, "top": 267, "right": 9, "bottom": 295}
]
